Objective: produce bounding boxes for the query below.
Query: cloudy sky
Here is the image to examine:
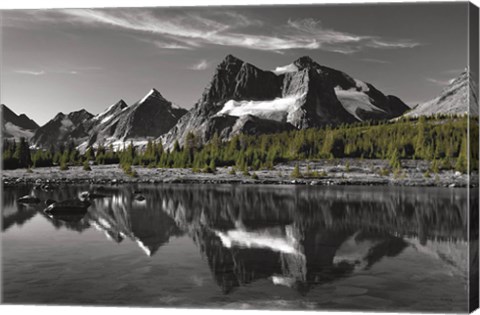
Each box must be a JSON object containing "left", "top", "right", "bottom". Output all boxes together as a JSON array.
[{"left": 1, "top": 2, "right": 469, "bottom": 125}]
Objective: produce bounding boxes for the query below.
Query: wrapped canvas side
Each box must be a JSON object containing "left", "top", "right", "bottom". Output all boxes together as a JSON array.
[{"left": 469, "top": 2, "right": 479, "bottom": 312}]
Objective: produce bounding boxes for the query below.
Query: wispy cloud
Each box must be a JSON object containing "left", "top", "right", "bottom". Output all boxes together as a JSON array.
[
  {"left": 366, "top": 39, "right": 419, "bottom": 49},
  {"left": 189, "top": 60, "right": 210, "bottom": 71},
  {"left": 361, "top": 58, "right": 390, "bottom": 64},
  {"left": 14, "top": 70, "right": 46, "bottom": 76},
  {"left": 12, "top": 9, "right": 421, "bottom": 54},
  {"left": 151, "top": 40, "right": 193, "bottom": 50},
  {"left": 286, "top": 18, "right": 419, "bottom": 53},
  {"left": 12, "top": 66, "right": 102, "bottom": 76},
  {"left": 426, "top": 77, "right": 454, "bottom": 86}
]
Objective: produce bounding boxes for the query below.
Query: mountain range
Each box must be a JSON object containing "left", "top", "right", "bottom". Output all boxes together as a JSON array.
[
  {"left": 1, "top": 55, "right": 474, "bottom": 150},
  {"left": 30, "top": 88, "right": 187, "bottom": 150},
  {"left": 161, "top": 55, "right": 410, "bottom": 149}
]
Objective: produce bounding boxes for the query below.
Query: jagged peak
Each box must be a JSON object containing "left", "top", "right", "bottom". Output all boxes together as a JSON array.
[
  {"left": 116, "top": 99, "right": 128, "bottom": 106},
  {"left": 150, "top": 88, "right": 162, "bottom": 96},
  {"left": 293, "top": 56, "right": 318, "bottom": 70},
  {"left": 295, "top": 55, "right": 314, "bottom": 63},
  {"left": 69, "top": 109, "right": 92, "bottom": 116},
  {"left": 96, "top": 100, "right": 128, "bottom": 119},
  {"left": 54, "top": 112, "right": 66, "bottom": 119},
  {"left": 221, "top": 54, "right": 244, "bottom": 65},
  {"left": 218, "top": 55, "right": 270, "bottom": 75},
  {"left": 108, "top": 99, "right": 128, "bottom": 110},
  {"left": 138, "top": 88, "right": 166, "bottom": 104},
  {"left": 238, "top": 60, "right": 265, "bottom": 73},
  {"left": 64, "top": 109, "right": 94, "bottom": 123},
  {"left": 213, "top": 55, "right": 245, "bottom": 73}
]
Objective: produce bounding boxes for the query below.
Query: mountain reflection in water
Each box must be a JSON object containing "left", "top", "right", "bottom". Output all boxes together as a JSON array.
[{"left": 2, "top": 184, "right": 472, "bottom": 310}]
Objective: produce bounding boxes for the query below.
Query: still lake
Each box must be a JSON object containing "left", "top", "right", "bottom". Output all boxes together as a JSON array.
[{"left": 2, "top": 184, "right": 470, "bottom": 312}]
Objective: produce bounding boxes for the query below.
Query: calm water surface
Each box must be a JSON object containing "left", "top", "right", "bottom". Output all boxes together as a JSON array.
[{"left": 2, "top": 184, "right": 470, "bottom": 312}]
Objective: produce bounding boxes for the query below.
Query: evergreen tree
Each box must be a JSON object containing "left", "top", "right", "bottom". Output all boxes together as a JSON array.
[
  {"left": 455, "top": 137, "right": 468, "bottom": 173},
  {"left": 389, "top": 149, "right": 402, "bottom": 169},
  {"left": 85, "top": 147, "right": 95, "bottom": 161},
  {"left": 13, "top": 137, "right": 31, "bottom": 168},
  {"left": 173, "top": 140, "right": 181, "bottom": 153},
  {"left": 291, "top": 163, "right": 302, "bottom": 178}
]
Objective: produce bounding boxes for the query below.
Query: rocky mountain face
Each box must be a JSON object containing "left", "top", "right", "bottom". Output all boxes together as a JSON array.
[
  {"left": 111, "top": 89, "right": 186, "bottom": 141},
  {"left": 404, "top": 70, "right": 478, "bottom": 117},
  {"left": 162, "top": 55, "right": 409, "bottom": 149},
  {"left": 76, "top": 99, "right": 129, "bottom": 150},
  {"left": 79, "top": 89, "right": 187, "bottom": 150},
  {"left": 32, "top": 89, "right": 187, "bottom": 150},
  {"left": 2, "top": 104, "right": 39, "bottom": 141},
  {"left": 31, "top": 109, "right": 94, "bottom": 149}
]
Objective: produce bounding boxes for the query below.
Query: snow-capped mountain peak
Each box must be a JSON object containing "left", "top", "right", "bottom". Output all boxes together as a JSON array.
[{"left": 139, "top": 88, "right": 165, "bottom": 104}]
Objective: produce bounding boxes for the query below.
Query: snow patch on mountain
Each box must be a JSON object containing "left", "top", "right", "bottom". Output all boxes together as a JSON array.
[
  {"left": 171, "top": 103, "right": 182, "bottom": 110},
  {"left": 216, "top": 94, "right": 304, "bottom": 123},
  {"left": 104, "top": 102, "right": 121, "bottom": 113},
  {"left": 334, "top": 87, "right": 386, "bottom": 121},
  {"left": 109, "top": 139, "right": 149, "bottom": 151},
  {"left": 139, "top": 89, "right": 159, "bottom": 104},
  {"left": 100, "top": 114, "right": 114, "bottom": 124},
  {"left": 78, "top": 137, "right": 150, "bottom": 152},
  {"left": 354, "top": 79, "right": 370, "bottom": 92},
  {"left": 273, "top": 63, "right": 298, "bottom": 75},
  {"left": 95, "top": 104, "right": 119, "bottom": 120}
]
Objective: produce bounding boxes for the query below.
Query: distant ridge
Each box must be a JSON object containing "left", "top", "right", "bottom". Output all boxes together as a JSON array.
[{"left": 30, "top": 89, "right": 188, "bottom": 150}]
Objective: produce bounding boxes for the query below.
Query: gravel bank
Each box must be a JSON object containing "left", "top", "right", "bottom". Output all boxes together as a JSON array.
[{"left": 2, "top": 159, "right": 474, "bottom": 188}]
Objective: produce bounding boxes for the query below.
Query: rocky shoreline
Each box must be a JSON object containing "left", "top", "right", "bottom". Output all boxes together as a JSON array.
[{"left": 2, "top": 159, "right": 475, "bottom": 188}]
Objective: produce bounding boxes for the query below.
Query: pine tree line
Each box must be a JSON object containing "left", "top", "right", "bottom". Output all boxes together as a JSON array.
[{"left": 2, "top": 116, "right": 477, "bottom": 173}]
